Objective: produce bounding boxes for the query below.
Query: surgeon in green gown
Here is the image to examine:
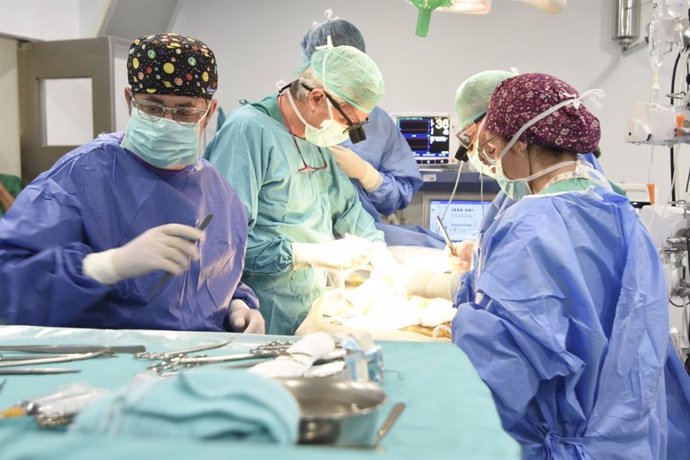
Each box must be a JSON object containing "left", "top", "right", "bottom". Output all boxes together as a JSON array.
[{"left": 205, "top": 46, "right": 386, "bottom": 334}]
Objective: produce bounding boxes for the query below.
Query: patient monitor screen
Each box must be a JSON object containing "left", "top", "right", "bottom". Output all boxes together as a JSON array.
[
  {"left": 428, "top": 199, "right": 492, "bottom": 242},
  {"left": 397, "top": 115, "right": 451, "bottom": 165}
]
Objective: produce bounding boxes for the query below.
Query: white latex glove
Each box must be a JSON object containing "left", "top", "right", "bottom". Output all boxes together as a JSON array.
[
  {"left": 367, "top": 241, "right": 398, "bottom": 284},
  {"left": 227, "top": 299, "right": 265, "bottom": 334},
  {"left": 292, "top": 234, "right": 373, "bottom": 270},
  {"left": 369, "top": 241, "right": 395, "bottom": 268},
  {"left": 83, "top": 223, "right": 202, "bottom": 285},
  {"left": 444, "top": 241, "right": 474, "bottom": 274},
  {"left": 330, "top": 145, "right": 383, "bottom": 192}
]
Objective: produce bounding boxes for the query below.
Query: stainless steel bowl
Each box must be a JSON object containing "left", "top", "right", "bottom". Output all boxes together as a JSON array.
[{"left": 279, "top": 378, "right": 386, "bottom": 446}]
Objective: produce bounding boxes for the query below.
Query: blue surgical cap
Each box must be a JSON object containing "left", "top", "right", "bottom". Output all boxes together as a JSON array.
[{"left": 300, "top": 18, "right": 366, "bottom": 62}]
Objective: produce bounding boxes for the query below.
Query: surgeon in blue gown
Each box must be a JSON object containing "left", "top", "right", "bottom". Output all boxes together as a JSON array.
[
  {"left": 0, "top": 33, "right": 263, "bottom": 333},
  {"left": 452, "top": 71, "right": 690, "bottom": 459},
  {"left": 300, "top": 13, "right": 444, "bottom": 248},
  {"left": 452, "top": 73, "right": 671, "bottom": 459}
]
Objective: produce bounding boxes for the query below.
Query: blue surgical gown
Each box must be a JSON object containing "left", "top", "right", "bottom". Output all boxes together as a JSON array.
[
  {"left": 0, "top": 133, "right": 258, "bottom": 332},
  {"left": 340, "top": 106, "right": 422, "bottom": 218},
  {"left": 453, "top": 183, "right": 670, "bottom": 459},
  {"left": 459, "top": 153, "right": 606, "bottom": 301},
  {"left": 665, "top": 341, "right": 690, "bottom": 459},
  {"left": 204, "top": 95, "right": 384, "bottom": 335},
  {"left": 340, "top": 107, "right": 446, "bottom": 248}
]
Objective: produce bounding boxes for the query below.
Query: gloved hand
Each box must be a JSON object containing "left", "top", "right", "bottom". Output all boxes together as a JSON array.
[
  {"left": 444, "top": 241, "right": 474, "bottom": 274},
  {"left": 368, "top": 241, "right": 397, "bottom": 282},
  {"left": 227, "top": 300, "right": 265, "bottom": 334},
  {"left": 83, "top": 223, "right": 202, "bottom": 285},
  {"left": 329, "top": 145, "right": 383, "bottom": 192},
  {"left": 292, "top": 235, "right": 373, "bottom": 270}
]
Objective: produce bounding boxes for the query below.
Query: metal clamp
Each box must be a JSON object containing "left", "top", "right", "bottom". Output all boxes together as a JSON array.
[
  {"left": 134, "top": 339, "right": 234, "bottom": 361},
  {"left": 146, "top": 340, "right": 294, "bottom": 375}
]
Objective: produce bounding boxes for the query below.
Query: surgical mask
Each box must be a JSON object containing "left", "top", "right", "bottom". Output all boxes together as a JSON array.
[
  {"left": 285, "top": 87, "right": 349, "bottom": 147},
  {"left": 122, "top": 108, "right": 204, "bottom": 169},
  {"left": 494, "top": 157, "right": 577, "bottom": 200},
  {"left": 467, "top": 137, "right": 495, "bottom": 178},
  {"left": 493, "top": 88, "right": 604, "bottom": 200}
]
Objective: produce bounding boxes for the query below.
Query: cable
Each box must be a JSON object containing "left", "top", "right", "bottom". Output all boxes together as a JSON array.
[
  {"left": 670, "top": 50, "right": 682, "bottom": 202},
  {"left": 670, "top": 296, "right": 687, "bottom": 308},
  {"left": 440, "top": 161, "right": 464, "bottom": 221}
]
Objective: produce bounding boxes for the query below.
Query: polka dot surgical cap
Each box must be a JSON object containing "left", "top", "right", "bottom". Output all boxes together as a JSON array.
[{"left": 127, "top": 33, "right": 218, "bottom": 100}]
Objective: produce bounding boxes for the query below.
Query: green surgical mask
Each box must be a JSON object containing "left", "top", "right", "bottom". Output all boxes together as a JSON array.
[
  {"left": 122, "top": 109, "right": 202, "bottom": 169},
  {"left": 468, "top": 138, "right": 495, "bottom": 179}
]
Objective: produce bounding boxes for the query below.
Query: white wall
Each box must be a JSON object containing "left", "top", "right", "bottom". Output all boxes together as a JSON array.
[
  {"left": 171, "top": 0, "right": 681, "bottom": 203},
  {"left": 0, "top": 0, "right": 683, "bottom": 200},
  {"left": 0, "top": 0, "right": 80, "bottom": 40},
  {"left": 0, "top": 36, "right": 20, "bottom": 176}
]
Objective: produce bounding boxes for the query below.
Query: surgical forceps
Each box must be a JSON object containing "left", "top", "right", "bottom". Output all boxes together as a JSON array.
[
  {"left": 0, "top": 368, "right": 80, "bottom": 375},
  {"left": 0, "top": 345, "right": 145, "bottom": 354},
  {"left": 0, "top": 351, "right": 107, "bottom": 368},
  {"left": 147, "top": 339, "right": 294, "bottom": 374},
  {"left": 134, "top": 338, "right": 235, "bottom": 360}
]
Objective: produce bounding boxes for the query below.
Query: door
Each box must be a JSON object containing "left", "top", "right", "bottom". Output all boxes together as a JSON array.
[{"left": 17, "top": 37, "right": 114, "bottom": 182}]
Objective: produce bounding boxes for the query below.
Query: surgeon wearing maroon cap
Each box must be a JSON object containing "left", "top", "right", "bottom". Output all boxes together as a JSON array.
[{"left": 451, "top": 73, "right": 674, "bottom": 459}]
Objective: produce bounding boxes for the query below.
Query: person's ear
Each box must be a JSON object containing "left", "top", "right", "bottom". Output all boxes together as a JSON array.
[
  {"left": 307, "top": 88, "right": 325, "bottom": 112},
  {"left": 515, "top": 140, "right": 529, "bottom": 157},
  {"left": 200, "top": 99, "right": 218, "bottom": 131},
  {"left": 124, "top": 88, "right": 133, "bottom": 115}
]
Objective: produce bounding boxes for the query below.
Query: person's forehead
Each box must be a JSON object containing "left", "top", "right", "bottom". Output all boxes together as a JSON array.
[{"left": 136, "top": 93, "right": 207, "bottom": 108}]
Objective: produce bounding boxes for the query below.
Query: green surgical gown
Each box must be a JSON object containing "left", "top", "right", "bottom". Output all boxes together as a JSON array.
[{"left": 205, "top": 95, "right": 384, "bottom": 334}]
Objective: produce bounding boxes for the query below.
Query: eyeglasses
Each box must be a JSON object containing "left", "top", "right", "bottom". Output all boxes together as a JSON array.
[
  {"left": 476, "top": 135, "right": 499, "bottom": 165},
  {"left": 455, "top": 130, "right": 473, "bottom": 151},
  {"left": 289, "top": 133, "right": 328, "bottom": 173},
  {"left": 131, "top": 98, "right": 208, "bottom": 126},
  {"left": 455, "top": 112, "right": 487, "bottom": 151},
  {"left": 301, "top": 83, "right": 370, "bottom": 144}
]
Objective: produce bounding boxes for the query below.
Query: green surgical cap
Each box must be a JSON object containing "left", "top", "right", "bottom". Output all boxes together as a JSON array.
[
  {"left": 455, "top": 70, "right": 515, "bottom": 132},
  {"left": 299, "top": 45, "right": 384, "bottom": 113}
]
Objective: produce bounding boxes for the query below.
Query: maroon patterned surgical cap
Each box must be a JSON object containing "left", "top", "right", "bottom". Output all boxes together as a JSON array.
[{"left": 484, "top": 73, "right": 601, "bottom": 154}]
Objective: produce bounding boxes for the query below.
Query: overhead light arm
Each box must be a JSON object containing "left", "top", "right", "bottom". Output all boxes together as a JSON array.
[{"left": 408, "top": 0, "right": 565, "bottom": 38}]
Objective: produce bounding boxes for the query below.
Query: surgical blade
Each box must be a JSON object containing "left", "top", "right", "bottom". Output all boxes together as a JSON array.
[
  {"left": 149, "top": 213, "right": 214, "bottom": 299},
  {"left": 0, "top": 368, "right": 81, "bottom": 375},
  {"left": 0, "top": 345, "right": 145, "bottom": 354},
  {"left": 0, "top": 351, "right": 106, "bottom": 368}
]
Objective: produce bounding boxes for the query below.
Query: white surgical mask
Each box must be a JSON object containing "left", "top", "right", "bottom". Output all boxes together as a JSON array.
[
  {"left": 493, "top": 88, "right": 605, "bottom": 201},
  {"left": 285, "top": 90, "right": 349, "bottom": 147}
]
